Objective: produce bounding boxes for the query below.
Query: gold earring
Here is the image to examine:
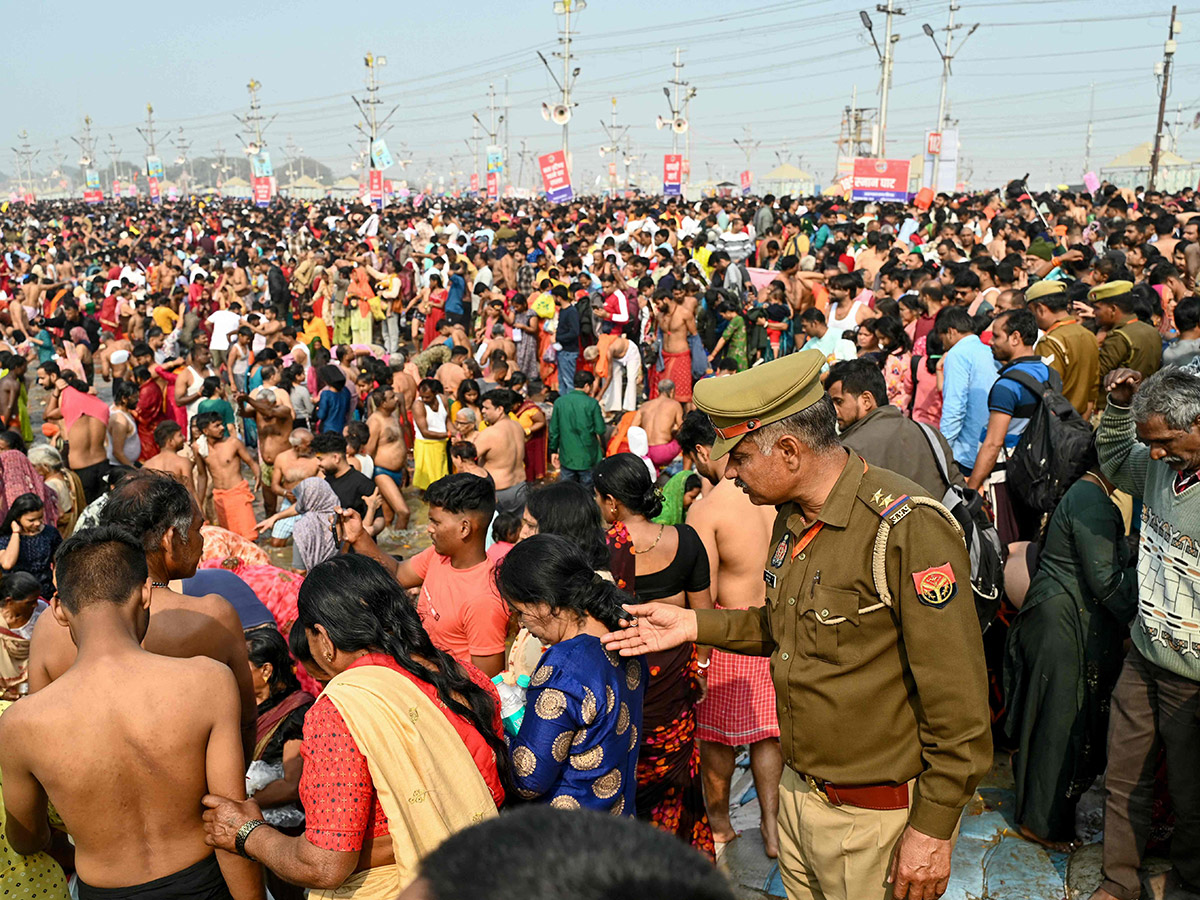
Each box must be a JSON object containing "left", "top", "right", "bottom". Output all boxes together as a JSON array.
[{"left": 324, "top": 652, "right": 334, "bottom": 663}]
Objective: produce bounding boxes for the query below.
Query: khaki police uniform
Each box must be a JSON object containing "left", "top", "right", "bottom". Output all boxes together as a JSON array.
[
  {"left": 1092, "top": 281, "right": 1163, "bottom": 410},
  {"left": 1028, "top": 280, "right": 1100, "bottom": 415},
  {"left": 693, "top": 349, "right": 992, "bottom": 900}
]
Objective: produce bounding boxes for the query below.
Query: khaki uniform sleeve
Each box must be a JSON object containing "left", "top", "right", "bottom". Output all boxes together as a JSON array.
[
  {"left": 887, "top": 506, "right": 992, "bottom": 839},
  {"left": 1034, "top": 334, "right": 1066, "bottom": 381},
  {"left": 695, "top": 606, "right": 775, "bottom": 656},
  {"left": 1097, "top": 328, "right": 1131, "bottom": 378}
]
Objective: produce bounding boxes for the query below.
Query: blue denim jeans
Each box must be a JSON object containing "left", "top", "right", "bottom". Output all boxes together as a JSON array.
[{"left": 557, "top": 350, "right": 578, "bottom": 396}]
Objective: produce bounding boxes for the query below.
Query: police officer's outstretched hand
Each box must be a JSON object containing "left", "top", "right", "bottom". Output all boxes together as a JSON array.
[
  {"left": 887, "top": 826, "right": 952, "bottom": 900},
  {"left": 600, "top": 602, "right": 696, "bottom": 656}
]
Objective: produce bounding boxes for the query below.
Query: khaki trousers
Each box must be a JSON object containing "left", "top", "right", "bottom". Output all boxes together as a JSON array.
[{"left": 777, "top": 767, "right": 914, "bottom": 900}]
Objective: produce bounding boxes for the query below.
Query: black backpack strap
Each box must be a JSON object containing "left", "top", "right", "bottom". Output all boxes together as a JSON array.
[
  {"left": 999, "top": 366, "right": 1061, "bottom": 398},
  {"left": 915, "top": 421, "right": 954, "bottom": 492}
]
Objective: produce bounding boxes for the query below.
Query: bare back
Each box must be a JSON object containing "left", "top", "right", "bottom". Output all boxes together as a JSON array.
[
  {"left": 638, "top": 396, "right": 683, "bottom": 446},
  {"left": 2, "top": 650, "right": 241, "bottom": 888},
  {"left": 206, "top": 437, "right": 251, "bottom": 490},
  {"left": 686, "top": 477, "right": 775, "bottom": 609},
  {"left": 67, "top": 414, "right": 108, "bottom": 469},
  {"left": 473, "top": 417, "right": 526, "bottom": 491},
  {"left": 27, "top": 588, "right": 257, "bottom": 754}
]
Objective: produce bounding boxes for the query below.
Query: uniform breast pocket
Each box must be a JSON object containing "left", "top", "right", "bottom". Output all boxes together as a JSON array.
[{"left": 804, "top": 584, "right": 861, "bottom": 666}]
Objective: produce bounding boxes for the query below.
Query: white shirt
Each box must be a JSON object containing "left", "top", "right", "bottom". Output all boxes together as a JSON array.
[{"left": 206, "top": 310, "right": 242, "bottom": 351}]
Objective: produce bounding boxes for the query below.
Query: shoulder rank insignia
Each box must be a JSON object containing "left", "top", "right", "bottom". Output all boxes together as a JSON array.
[
  {"left": 771, "top": 534, "right": 790, "bottom": 568},
  {"left": 880, "top": 494, "right": 912, "bottom": 525},
  {"left": 912, "top": 562, "right": 957, "bottom": 608}
]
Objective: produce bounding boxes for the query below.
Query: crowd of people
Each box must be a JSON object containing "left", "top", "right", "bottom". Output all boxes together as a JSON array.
[{"left": 0, "top": 176, "right": 1196, "bottom": 900}]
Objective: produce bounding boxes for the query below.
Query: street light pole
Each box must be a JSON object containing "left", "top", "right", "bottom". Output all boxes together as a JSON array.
[{"left": 922, "top": 3, "right": 977, "bottom": 190}]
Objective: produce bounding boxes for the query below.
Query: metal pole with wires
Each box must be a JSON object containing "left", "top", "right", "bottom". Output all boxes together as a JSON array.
[
  {"left": 921, "top": 3, "right": 977, "bottom": 190},
  {"left": 1149, "top": 5, "right": 1179, "bottom": 191}
]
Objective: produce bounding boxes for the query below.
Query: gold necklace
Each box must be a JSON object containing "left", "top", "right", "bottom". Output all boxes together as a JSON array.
[{"left": 633, "top": 523, "right": 666, "bottom": 554}]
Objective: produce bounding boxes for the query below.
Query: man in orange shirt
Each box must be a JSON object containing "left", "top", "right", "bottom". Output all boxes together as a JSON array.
[{"left": 341, "top": 473, "right": 510, "bottom": 677}]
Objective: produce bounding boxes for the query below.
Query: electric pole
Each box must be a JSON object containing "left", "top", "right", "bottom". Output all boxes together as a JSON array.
[
  {"left": 732, "top": 127, "right": 760, "bottom": 180},
  {"left": 106, "top": 134, "right": 123, "bottom": 186},
  {"left": 1084, "top": 81, "right": 1095, "bottom": 175},
  {"left": 922, "top": 2, "right": 977, "bottom": 189},
  {"left": 1149, "top": 4, "right": 1179, "bottom": 191},
  {"left": 549, "top": 0, "right": 583, "bottom": 164},
  {"left": 860, "top": 2, "right": 905, "bottom": 156},
  {"left": 517, "top": 140, "right": 537, "bottom": 191},
  {"left": 173, "top": 127, "right": 194, "bottom": 196},
  {"left": 136, "top": 102, "right": 158, "bottom": 158},
  {"left": 599, "top": 97, "right": 629, "bottom": 196},
  {"left": 669, "top": 48, "right": 684, "bottom": 156},
  {"left": 503, "top": 74, "right": 511, "bottom": 196},
  {"left": 71, "top": 115, "right": 97, "bottom": 190},
  {"left": 11, "top": 131, "right": 38, "bottom": 199},
  {"left": 474, "top": 82, "right": 506, "bottom": 195}
]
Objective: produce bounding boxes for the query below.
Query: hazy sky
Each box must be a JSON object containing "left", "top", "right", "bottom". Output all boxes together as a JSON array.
[{"left": 6, "top": 0, "right": 1200, "bottom": 191}]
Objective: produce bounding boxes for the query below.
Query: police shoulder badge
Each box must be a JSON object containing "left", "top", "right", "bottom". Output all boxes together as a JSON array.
[
  {"left": 771, "top": 534, "right": 790, "bottom": 568},
  {"left": 911, "top": 562, "right": 957, "bottom": 609}
]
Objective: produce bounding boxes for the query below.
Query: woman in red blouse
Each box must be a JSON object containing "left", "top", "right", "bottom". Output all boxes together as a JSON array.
[{"left": 203, "top": 555, "right": 511, "bottom": 898}]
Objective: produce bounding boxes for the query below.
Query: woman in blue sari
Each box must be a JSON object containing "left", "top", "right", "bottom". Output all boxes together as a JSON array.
[{"left": 495, "top": 534, "right": 646, "bottom": 814}]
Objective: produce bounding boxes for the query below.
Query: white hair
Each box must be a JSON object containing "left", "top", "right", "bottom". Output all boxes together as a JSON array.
[{"left": 27, "top": 444, "right": 64, "bottom": 471}]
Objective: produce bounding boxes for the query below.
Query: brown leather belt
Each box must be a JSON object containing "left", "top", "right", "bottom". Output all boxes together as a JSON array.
[{"left": 802, "top": 773, "right": 909, "bottom": 811}]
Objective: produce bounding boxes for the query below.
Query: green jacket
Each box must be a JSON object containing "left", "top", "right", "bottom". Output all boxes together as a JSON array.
[{"left": 548, "top": 389, "right": 606, "bottom": 471}]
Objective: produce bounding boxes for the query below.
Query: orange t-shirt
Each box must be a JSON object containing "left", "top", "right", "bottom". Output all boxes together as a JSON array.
[{"left": 411, "top": 547, "right": 511, "bottom": 662}]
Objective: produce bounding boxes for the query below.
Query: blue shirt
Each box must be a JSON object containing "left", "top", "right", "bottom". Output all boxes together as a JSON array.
[
  {"left": 182, "top": 569, "right": 274, "bottom": 630},
  {"left": 508, "top": 634, "right": 645, "bottom": 814},
  {"left": 446, "top": 274, "right": 467, "bottom": 316},
  {"left": 316, "top": 386, "right": 352, "bottom": 434},
  {"left": 986, "top": 357, "right": 1051, "bottom": 449},
  {"left": 939, "top": 333, "right": 998, "bottom": 470}
]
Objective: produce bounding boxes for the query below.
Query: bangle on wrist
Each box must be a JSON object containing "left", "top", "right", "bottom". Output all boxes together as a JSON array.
[
  {"left": 234, "top": 818, "right": 267, "bottom": 858},
  {"left": 697, "top": 659, "right": 710, "bottom": 669}
]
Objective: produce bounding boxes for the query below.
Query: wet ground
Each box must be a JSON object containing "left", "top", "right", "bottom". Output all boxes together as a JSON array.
[{"left": 720, "top": 752, "right": 1178, "bottom": 900}]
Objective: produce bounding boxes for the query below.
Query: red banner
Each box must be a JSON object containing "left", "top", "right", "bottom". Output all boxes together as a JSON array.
[
  {"left": 147, "top": 177, "right": 161, "bottom": 203},
  {"left": 252, "top": 176, "right": 271, "bottom": 207},
  {"left": 682, "top": 158, "right": 690, "bottom": 177},
  {"left": 608, "top": 162, "right": 617, "bottom": 179},
  {"left": 83, "top": 189, "right": 103, "bottom": 204},
  {"left": 926, "top": 132, "right": 943, "bottom": 156},
  {"left": 383, "top": 179, "right": 394, "bottom": 194},
  {"left": 469, "top": 172, "right": 480, "bottom": 193},
  {"left": 112, "top": 180, "right": 120, "bottom": 195},
  {"left": 368, "top": 169, "right": 383, "bottom": 207},
  {"left": 486, "top": 171, "right": 498, "bottom": 200},
  {"left": 740, "top": 170, "right": 752, "bottom": 194},
  {"left": 850, "top": 158, "right": 910, "bottom": 202},
  {"left": 538, "top": 151, "right": 573, "bottom": 202},
  {"left": 663, "top": 154, "right": 683, "bottom": 196}
]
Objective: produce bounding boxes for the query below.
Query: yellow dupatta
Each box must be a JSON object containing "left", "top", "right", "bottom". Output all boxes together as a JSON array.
[{"left": 309, "top": 664, "right": 498, "bottom": 899}]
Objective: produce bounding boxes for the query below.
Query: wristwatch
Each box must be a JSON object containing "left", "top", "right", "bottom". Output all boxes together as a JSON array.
[{"left": 234, "top": 818, "right": 268, "bottom": 859}]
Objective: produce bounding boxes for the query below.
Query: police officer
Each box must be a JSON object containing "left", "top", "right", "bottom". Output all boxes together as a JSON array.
[
  {"left": 603, "top": 349, "right": 991, "bottom": 900},
  {"left": 1028, "top": 279, "right": 1100, "bottom": 416},
  {"left": 1092, "top": 280, "right": 1162, "bottom": 409}
]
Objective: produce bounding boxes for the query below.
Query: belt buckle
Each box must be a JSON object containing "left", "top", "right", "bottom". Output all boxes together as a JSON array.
[{"left": 804, "top": 774, "right": 825, "bottom": 795}]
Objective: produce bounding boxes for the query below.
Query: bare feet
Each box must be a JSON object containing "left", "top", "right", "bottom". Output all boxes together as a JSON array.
[
  {"left": 1018, "top": 824, "right": 1080, "bottom": 853},
  {"left": 761, "top": 819, "right": 779, "bottom": 859}
]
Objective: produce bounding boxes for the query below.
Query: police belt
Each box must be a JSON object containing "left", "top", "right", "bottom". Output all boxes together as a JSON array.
[{"left": 800, "top": 773, "right": 909, "bottom": 811}]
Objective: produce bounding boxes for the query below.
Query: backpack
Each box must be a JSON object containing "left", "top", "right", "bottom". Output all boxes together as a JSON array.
[
  {"left": 915, "top": 422, "right": 1004, "bottom": 632},
  {"left": 998, "top": 367, "right": 1093, "bottom": 514}
]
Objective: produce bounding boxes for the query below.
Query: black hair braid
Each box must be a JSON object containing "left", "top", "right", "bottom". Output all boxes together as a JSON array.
[
  {"left": 563, "top": 569, "right": 631, "bottom": 632},
  {"left": 373, "top": 594, "right": 515, "bottom": 798}
]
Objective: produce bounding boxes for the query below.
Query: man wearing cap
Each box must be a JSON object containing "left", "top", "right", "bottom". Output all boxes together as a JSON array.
[
  {"left": 1029, "top": 279, "right": 1100, "bottom": 416},
  {"left": 1093, "top": 280, "right": 1162, "bottom": 409},
  {"left": 603, "top": 348, "right": 991, "bottom": 900}
]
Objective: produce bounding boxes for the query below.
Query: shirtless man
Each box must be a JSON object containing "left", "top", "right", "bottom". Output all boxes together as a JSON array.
[
  {"left": 39, "top": 364, "right": 111, "bottom": 503},
  {"left": 594, "top": 333, "right": 642, "bottom": 415},
  {"left": 96, "top": 338, "right": 133, "bottom": 382},
  {"left": 239, "top": 364, "right": 293, "bottom": 517},
  {"left": 677, "top": 411, "right": 782, "bottom": 858},
  {"left": 248, "top": 304, "right": 283, "bottom": 347},
  {"left": 474, "top": 388, "right": 527, "bottom": 515},
  {"left": 194, "top": 411, "right": 261, "bottom": 541},
  {"left": 365, "top": 386, "right": 411, "bottom": 530},
  {"left": 27, "top": 471, "right": 259, "bottom": 763},
  {"left": 266, "top": 428, "right": 322, "bottom": 547},
  {"left": 0, "top": 353, "right": 26, "bottom": 437},
  {"left": 633, "top": 379, "right": 684, "bottom": 469},
  {"left": 435, "top": 345, "right": 471, "bottom": 397},
  {"left": 144, "top": 420, "right": 199, "bottom": 504},
  {"left": 2, "top": 527, "right": 262, "bottom": 900},
  {"left": 653, "top": 288, "right": 697, "bottom": 408},
  {"left": 175, "top": 343, "right": 214, "bottom": 427}
]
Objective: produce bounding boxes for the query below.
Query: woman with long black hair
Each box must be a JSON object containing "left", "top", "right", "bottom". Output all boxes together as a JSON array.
[
  {"left": 496, "top": 534, "right": 645, "bottom": 814},
  {"left": 202, "top": 554, "right": 510, "bottom": 899},
  {"left": 593, "top": 453, "right": 715, "bottom": 860}
]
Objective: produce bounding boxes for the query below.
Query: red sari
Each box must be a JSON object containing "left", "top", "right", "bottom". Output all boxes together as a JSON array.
[{"left": 422, "top": 290, "right": 448, "bottom": 349}]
